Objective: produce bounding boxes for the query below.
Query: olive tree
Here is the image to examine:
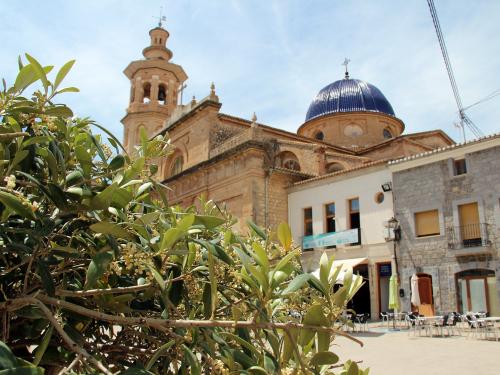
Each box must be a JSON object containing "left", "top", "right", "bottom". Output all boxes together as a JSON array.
[{"left": 0, "top": 55, "right": 367, "bottom": 375}]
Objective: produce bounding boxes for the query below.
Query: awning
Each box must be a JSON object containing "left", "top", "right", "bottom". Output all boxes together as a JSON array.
[
  {"left": 332, "top": 257, "right": 367, "bottom": 271},
  {"left": 311, "top": 257, "right": 367, "bottom": 284}
]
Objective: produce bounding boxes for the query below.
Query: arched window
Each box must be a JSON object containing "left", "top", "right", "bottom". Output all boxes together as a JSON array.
[
  {"left": 325, "top": 162, "right": 345, "bottom": 174},
  {"left": 158, "top": 84, "right": 167, "bottom": 105},
  {"left": 383, "top": 128, "right": 393, "bottom": 139},
  {"left": 143, "top": 82, "right": 151, "bottom": 103},
  {"left": 314, "top": 131, "right": 324, "bottom": 141},
  {"left": 277, "top": 151, "right": 300, "bottom": 171},
  {"left": 170, "top": 155, "right": 183, "bottom": 176}
]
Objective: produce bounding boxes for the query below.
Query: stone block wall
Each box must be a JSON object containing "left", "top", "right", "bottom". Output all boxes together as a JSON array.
[{"left": 393, "top": 145, "right": 500, "bottom": 313}]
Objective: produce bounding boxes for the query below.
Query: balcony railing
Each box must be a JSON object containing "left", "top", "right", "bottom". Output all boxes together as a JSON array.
[{"left": 447, "top": 223, "right": 490, "bottom": 249}]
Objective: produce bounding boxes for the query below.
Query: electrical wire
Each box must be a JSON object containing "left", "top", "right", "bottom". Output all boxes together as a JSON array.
[{"left": 427, "top": 0, "right": 484, "bottom": 139}]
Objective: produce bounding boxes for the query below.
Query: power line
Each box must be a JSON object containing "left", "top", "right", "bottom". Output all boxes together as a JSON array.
[
  {"left": 426, "top": 0, "right": 484, "bottom": 139},
  {"left": 462, "top": 88, "right": 500, "bottom": 111}
]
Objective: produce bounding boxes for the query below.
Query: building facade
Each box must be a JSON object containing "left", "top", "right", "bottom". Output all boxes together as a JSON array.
[
  {"left": 288, "top": 163, "right": 396, "bottom": 318},
  {"left": 121, "top": 25, "right": 454, "bottom": 233},
  {"left": 390, "top": 135, "right": 500, "bottom": 316}
]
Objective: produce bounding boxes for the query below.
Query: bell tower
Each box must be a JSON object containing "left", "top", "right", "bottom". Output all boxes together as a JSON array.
[{"left": 121, "top": 24, "right": 187, "bottom": 154}]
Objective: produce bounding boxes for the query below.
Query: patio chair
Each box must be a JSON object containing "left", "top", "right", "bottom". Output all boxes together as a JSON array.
[
  {"left": 355, "top": 313, "right": 370, "bottom": 332},
  {"left": 465, "top": 314, "right": 484, "bottom": 339},
  {"left": 445, "top": 312, "right": 461, "bottom": 336},
  {"left": 432, "top": 313, "right": 451, "bottom": 337},
  {"left": 405, "top": 313, "right": 425, "bottom": 336},
  {"left": 380, "top": 312, "right": 389, "bottom": 328}
]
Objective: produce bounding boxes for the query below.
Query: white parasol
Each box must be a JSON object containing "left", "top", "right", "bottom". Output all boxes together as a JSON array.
[{"left": 410, "top": 274, "right": 421, "bottom": 307}]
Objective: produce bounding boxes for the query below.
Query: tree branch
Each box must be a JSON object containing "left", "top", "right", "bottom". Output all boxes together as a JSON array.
[
  {"left": 55, "top": 283, "right": 152, "bottom": 297},
  {"left": 9, "top": 297, "right": 114, "bottom": 375},
  {"left": 57, "top": 354, "right": 82, "bottom": 375},
  {"left": 3, "top": 295, "right": 363, "bottom": 347}
]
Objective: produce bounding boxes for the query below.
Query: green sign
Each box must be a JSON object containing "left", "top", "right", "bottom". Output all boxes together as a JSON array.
[{"left": 303, "top": 229, "right": 359, "bottom": 250}]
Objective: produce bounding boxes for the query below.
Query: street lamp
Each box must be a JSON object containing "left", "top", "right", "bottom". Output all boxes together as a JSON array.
[{"left": 386, "top": 217, "right": 401, "bottom": 330}]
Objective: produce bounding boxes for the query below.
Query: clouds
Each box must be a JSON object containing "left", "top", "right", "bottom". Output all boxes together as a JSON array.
[{"left": 1, "top": 0, "right": 499, "bottom": 142}]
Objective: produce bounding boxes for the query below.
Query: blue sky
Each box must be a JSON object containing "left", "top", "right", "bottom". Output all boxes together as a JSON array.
[{"left": 2, "top": 0, "right": 500, "bottom": 143}]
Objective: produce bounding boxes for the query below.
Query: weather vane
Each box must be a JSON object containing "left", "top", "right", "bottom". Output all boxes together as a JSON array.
[
  {"left": 342, "top": 58, "right": 350, "bottom": 79},
  {"left": 153, "top": 6, "right": 167, "bottom": 27}
]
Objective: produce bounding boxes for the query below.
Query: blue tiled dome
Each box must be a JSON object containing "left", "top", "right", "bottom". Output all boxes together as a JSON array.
[{"left": 305, "top": 78, "right": 395, "bottom": 122}]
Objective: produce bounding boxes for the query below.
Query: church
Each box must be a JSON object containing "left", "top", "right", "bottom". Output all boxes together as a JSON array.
[{"left": 121, "top": 24, "right": 454, "bottom": 232}]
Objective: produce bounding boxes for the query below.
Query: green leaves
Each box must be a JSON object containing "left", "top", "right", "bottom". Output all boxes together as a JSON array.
[
  {"left": 0, "top": 341, "right": 44, "bottom": 374},
  {"left": 277, "top": 222, "right": 292, "bottom": 250},
  {"left": 90, "top": 221, "right": 132, "bottom": 239},
  {"left": 182, "top": 345, "right": 201, "bottom": 375},
  {"left": 282, "top": 273, "right": 312, "bottom": 295},
  {"left": 0, "top": 53, "right": 369, "bottom": 374},
  {"left": 0, "top": 191, "right": 35, "bottom": 220},
  {"left": 13, "top": 60, "right": 52, "bottom": 93},
  {"left": 193, "top": 214, "right": 225, "bottom": 229},
  {"left": 298, "top": 304, "right": 330, "bottom": 347},
  {"left": 53, "top": 59, "right": 75, "bottom": 92},
  {"left": 0, "top": 341, "right": 17, "bottom": 370},
  {"left": 25, "top": 54, "right": 50, "bottom": 93},
  {"left": 310, "top": 351, "right": 339, "bottom": 366},
  {"left": 85, "top": 250, "right": 113, "bottom": 289}
]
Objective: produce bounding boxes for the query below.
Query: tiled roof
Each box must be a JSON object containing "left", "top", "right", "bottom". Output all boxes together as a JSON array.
[
  {"left": 292, "top": 159, "right": 389, "bottom": 187},
  {"left": 305, "top": 78, "right": 395, "bottom": 122},
  {"left": 388, "top": 132, "right": 500, "bottom": 165}
]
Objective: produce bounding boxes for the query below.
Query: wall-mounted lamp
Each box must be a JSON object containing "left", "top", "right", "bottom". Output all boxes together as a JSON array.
[
  {"left": 381, "top": 182, "right": 392, "bottom": 192},
  {"left": 385, "top": 217, "right": 401, "bottom": 242}
]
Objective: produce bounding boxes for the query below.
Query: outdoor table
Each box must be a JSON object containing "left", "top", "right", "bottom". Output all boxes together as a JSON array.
[
  {"left": 387, "top": 312, "right": 407, "bottom": 329},
  {"left": 417, "top": 316, "right": 444, "bottom": 337},
  {"left": 477, "top": 317, "right": 500, "bottom": 341},
  {"left": 478, "top": 317, "right": 500, "bottom": 322}
]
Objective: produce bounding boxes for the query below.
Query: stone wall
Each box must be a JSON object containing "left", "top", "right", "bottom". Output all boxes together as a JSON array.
[{"left": 393, "top": 145, "right": 500, "bottom": 314}]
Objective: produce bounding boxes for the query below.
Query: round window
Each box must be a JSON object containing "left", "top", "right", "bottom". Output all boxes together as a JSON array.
[
  {"left": 375, "top": 192, "right": 385, "bottom": 204},
  {"left": 315, "top": 131, "right": 324, "bottom": 141}
]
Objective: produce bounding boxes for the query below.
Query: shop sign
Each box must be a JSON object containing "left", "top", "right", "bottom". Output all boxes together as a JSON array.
[{"left": 302, "top": 228, "right": 359, "bottom": 250}]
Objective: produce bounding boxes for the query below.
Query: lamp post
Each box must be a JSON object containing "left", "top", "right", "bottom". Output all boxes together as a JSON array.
[{"left": 387, "top": 217, "right": 401, "bottom": 330}]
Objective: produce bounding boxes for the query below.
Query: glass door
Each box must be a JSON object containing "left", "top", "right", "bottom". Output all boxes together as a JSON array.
[{"left": 469, "top": 279, "right": 488, "bottom": 312}]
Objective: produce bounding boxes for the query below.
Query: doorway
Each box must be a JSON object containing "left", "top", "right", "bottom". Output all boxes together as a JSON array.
[
  {"left": 412, "top": 273, "right": 434, "bottom": 316},
  {"left": 456, "top": 269, "right": 498, "bottom": 314},
  {"left": 377, "top": 263, "right": 391, "bottom": 313},
  {"left": 348, "top": 264, "right": 370, "bottom": 315}
]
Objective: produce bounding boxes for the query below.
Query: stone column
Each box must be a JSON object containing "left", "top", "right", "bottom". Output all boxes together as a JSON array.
[
  {"left": 134, "top": 76, "right": 143, "bottom": 104},
  {"left": 150, "top": 75, "right": 160, "bottom": 105}
]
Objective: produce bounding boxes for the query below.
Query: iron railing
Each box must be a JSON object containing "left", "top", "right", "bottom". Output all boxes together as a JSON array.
[{"left": 447, "top": 223, "right": 489, "bottom": 249}]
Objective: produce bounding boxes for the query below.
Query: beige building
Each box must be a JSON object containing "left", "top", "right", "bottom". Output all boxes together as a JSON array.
[
  {"left": 122, "top": 25, "right": 454, "bottom": 232},
  {"left": 288, "top": 162, "right": 397, "bottom": 317}
]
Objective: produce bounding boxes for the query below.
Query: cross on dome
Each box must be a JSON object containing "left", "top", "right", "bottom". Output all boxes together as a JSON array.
[{"left": 342, "top": 58, "right": 351, "bottom": 79}]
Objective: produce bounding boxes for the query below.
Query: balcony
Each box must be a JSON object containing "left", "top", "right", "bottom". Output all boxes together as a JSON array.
[{"left": 447, "top": 223, "right": 492, "bottom": 256}]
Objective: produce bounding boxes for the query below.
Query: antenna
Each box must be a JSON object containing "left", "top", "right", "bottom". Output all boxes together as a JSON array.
[{"left": 427, "top": 0, "right": 484, "bottom": 139}]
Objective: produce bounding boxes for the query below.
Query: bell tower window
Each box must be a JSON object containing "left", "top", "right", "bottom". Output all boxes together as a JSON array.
[
  {"left": 158, "top": 84, "right": 167, "bottom": 105},
  {"left": 143, "top": 82, "right": 151, "bottom": 103}
]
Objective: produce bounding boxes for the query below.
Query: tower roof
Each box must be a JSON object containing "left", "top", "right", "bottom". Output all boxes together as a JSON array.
[
  {"left": 142, "top": 26, "right": 173, "bottom": 61},
  {"left": 305, "top": 78, "right": 395, "bottom": 122}
]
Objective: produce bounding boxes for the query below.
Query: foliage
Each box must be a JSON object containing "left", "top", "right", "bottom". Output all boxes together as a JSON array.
[{"left": 0, "top": 55, "right": 367, "bottom": 374}]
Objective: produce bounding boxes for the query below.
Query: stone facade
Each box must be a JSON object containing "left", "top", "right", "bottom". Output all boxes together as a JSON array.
[
  {"left": 122, "top": 25, "right": 455, "bottom": 234},
  {"left": 391, "top": 137, "right": 500, "bottom": 315}
]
